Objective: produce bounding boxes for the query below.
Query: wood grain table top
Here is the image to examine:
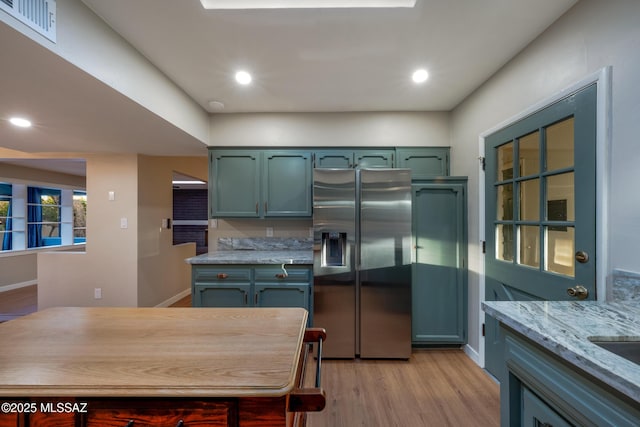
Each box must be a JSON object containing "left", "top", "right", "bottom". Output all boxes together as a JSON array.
[{"left": 0, "top": 307, "right": 308, "bottom": 398}]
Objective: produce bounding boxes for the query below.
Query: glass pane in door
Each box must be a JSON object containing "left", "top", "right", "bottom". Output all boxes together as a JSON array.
[
  {"left": 497, "top": 143, "right": 514, "bottom": 180},
  {"left": 496, "top": 224, "right": 514, "bottom": 262},
  {"left": 545, "top": 226, "right": 575, "bottom": 277},
  {"left": 519, "top": 131, "right": 539, "bottom": 176},
  {"left": 519, "top": 179, "right": 540, "bottom": 221},
  {"left": 546, "top": 173, "right": 575, "bottom": 221},
  {"left": 546, "top": 118, "right": 574, "bottom": 171},
  {"left": 497, "top": 184, "right": 513, "bottom": 220},
  {"left": 519, "top": 225, "right": 540, "bottom": 268}
]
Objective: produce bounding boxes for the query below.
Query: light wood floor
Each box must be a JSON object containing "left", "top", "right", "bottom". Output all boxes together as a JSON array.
[
  {"left": 305, "top": 350, "right": 499, "bottom": 427},
  {"left": 1, "top": 287, "right": 500, "bottom": 426},
  {"left": 0, "top": 285, "right": 37, "bottom": 321}
]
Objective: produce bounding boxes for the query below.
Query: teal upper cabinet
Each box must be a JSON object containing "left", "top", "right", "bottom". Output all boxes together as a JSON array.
[
  {"left": 210, "top": 150, "right": 260, "bottom": 217},
  {"left": 354, "top": 150, "right": 394, "bottom": 168},
  {"left": 396, "top": 147, "right": 450, "bottom": 178},
  {"left": 314, "top": 150, "right": 353, "bottom": 168},
  {"left": 314, "top": 149, "right": 394, "bottom": 168},
  {"left": 263, "top": 151, "right": 312, "bottom": 217},
  {"left": 210, "top": 149, "right": 312, "bottom": 218}
]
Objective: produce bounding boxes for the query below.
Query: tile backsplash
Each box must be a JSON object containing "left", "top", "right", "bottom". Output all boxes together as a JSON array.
[{"left": 611, "top": 269, "right": 640, "bottom": 302}]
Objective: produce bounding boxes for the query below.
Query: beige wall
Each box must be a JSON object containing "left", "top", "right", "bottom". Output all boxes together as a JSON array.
[
  {"left": 38, "top": 154, "right": 139, "bottom": 308},
  {"left": 137, "top": 155, "right": 207, "bottom": 306},
  {"left": 38, "top": 153, "right": 208, "bottom": 309},
  {"left": 209, "top": 112, "right": 450, "bottom": 147}
]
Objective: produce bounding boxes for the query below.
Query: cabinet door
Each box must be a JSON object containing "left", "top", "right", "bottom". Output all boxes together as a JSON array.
[
  {"left": 314, "top": 150, "right": 354, "bottom": 168},
  {"left": 354, "top": 150, "right": 394, "bottom": 168},
  {"left": 210, "top": 150, "right": 260, "bottom": 217},
  {"left": 255, "top": 283, "right": 309, "bottom": 309},
  {"left": 263, "top": 151, "right": 312, "bottom": 217},
  {"left": 396, "top": 148, "right": 450, "bottom": 179},
  {"left": 194, "top": 283, "right": 252, "bottom": 307},
  {"left": 522, "top": 387, "right": 573, "bottom": 427},
  {"left": 411, "top": 179, "right": 467, "bottom": 344}
]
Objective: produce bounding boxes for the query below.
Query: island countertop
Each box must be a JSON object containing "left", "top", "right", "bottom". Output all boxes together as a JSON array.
[
  {"left": 0, "top": 306, "right": 308, "bottom": 397},
  {"left": 185, "top": 250, "right": 313, "bottom": 265},
  {"left": 482, "top": 300, "right": 640, "bottom": 403}
]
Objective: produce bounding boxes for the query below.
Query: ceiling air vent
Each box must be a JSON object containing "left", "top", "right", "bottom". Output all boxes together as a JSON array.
[{"left": 0, "top": 0, "right": 56, "bottom": 42}]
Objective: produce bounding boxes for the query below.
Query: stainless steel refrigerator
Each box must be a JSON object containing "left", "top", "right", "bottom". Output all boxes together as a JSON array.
[{"left": 313, "top": 168, "right": 412, "bottom": 359}]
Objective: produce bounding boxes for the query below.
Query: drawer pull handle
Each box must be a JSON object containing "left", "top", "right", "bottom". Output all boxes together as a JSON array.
[
  {"left": 176, "top": 421, "right": 184, "bottom": 427},
  {"left": 125, "top": 421, "right": 135, "bottom": 427},
  {"left": 275, "top": 273, "right": 287, "bottom": 279},
  {"left": 217, "top": 273, "right": 228, "bottom": 279}
]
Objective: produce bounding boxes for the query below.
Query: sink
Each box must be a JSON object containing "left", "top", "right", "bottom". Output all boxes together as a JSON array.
[{"left": 589, "top": 338, "right": 640, "bottom": 365}]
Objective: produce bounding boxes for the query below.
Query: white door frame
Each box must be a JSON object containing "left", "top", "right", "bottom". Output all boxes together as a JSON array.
[{"left": 476, "top": 66, "right": 612, "bottom": 368}]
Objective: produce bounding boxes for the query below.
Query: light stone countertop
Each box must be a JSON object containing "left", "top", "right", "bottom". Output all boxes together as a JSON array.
[
  {"left": 482, "top": 300, "right": 640, "bottom": 403},
  {"left": 185, "top": 250, "right": 313, "bottom": 265}
]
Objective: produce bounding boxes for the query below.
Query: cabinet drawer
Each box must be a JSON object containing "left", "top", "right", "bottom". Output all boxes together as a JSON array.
[
  {"left": 85, "top": 399, "right": 234, "bottom": 427},
  {"left": 254, "top": 268, "right": 310, "bottom": 283},
  {"left": 193, "top": 267, "right": 252, "bottom": 282}
]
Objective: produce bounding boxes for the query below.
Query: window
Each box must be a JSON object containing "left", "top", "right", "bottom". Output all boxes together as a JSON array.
[
  {"left": 28, "top": 187, "right": 61, "bottom": 248},
  {"left": 73, "top": 190, "right": 87, "bottom": 243},
  {"left": 0, "top": 181, "right": 86, "bottom": 252}
]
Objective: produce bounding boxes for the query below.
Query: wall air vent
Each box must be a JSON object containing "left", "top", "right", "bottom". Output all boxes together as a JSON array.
[{"left": 0, "top": 0, "right": 56, "bottom": 42}]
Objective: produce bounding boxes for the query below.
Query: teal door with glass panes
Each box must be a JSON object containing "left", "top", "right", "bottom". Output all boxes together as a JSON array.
[{"left": 484, "top": 84, "right": 597, "bottom": 380}]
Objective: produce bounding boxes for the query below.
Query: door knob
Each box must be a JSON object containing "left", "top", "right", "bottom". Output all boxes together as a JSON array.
[
  {"left": 567, "top": 285, "right": 588, "bottom": 300},
  {"left": 575, "top": 251, "right": 589, "bottom": 263}
]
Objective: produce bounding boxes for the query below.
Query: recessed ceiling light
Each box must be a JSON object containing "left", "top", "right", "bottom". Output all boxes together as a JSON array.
[
  {"left": 235, "top": 71, "right": 252, "bottom": 85},
  {"left": 200, "top": 0, "right": 416, "bottom": 9},
  {"left": 9, "top": 117, "right": 32, "bottom": 128},
  {"left": 412, "top": 69, "right": 429, "bottom": 84},
  {"left": 208, "top": 100, "right": 225, "bottom": 111}
]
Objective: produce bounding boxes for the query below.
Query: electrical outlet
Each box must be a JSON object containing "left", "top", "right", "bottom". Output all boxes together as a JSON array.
[
  {"left": 309, "top": 227, "right": 314, "bottom": 238},
  {"left": 94, "top": 288, "right": 102, "bottom": 299},
  {"left": 266, "top": 227, "right": 274, "bottom": 237}
]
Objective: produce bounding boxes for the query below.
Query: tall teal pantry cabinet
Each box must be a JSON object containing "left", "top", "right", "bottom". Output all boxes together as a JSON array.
[{"left": 411, "top": 177, "right": 468, "bottom": 345}]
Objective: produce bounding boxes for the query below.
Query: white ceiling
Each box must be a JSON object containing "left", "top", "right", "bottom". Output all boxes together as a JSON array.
[
  {"left": 81, "top": 0, "right": 577, "bottom": 113},
  {"left": 0, "top": 0, "right": 578, "bottom": 174}
]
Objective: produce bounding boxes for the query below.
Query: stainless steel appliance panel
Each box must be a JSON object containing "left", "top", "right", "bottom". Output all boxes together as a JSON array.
[
  {"left": 359, "top": 168, "right": 412, "bottom": 358},
  {"left": 313, "top": 169, "right": 356, "bottom": 358}
]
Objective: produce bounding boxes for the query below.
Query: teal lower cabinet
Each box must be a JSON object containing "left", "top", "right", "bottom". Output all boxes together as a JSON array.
[
  {"left": 411, "top": 178, "right": 467, "bottom": 345},
  {"left": 502, "top": 329, "right": 640, "bottom": 427},
  {"left": 191, "top": 265, "right": 312, "bottom": 324}
]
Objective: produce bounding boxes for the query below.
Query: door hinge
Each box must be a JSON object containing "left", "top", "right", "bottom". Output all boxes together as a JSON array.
[
  {"left": 479, "top": 156, "right": 486, "bottom": 171},
  {"left": 482, "top": 323, "right": 486, "bottom": 337},
  {"left": 482, "top": 240, "right": 486, "bottom": 254}
]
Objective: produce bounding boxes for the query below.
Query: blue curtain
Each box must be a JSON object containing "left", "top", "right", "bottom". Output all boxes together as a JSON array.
[
  {"left": 1, "top": 185, "right": 11, "bottom": 250},
  {"left": 28, "top": 187, "right": 43, "bottom": 248}
]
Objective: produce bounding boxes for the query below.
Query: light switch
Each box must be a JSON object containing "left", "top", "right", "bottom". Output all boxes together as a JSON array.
[
  {"left": 108, "top": 191, "right": 115, "bottom": 201},
  {"left": 120, "top": 217, "right": 128, "bottom": 229}
]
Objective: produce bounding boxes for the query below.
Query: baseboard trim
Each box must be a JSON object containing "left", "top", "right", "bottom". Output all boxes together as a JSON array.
[
  {"left": 155, "top": 288, "right": 191, "bottom": 308},
  {"left": 463, "top": 343, "right": 481, "bottom": 367},
  {"left": 0, "top": 280, "right": 37, "bottom": 293}
]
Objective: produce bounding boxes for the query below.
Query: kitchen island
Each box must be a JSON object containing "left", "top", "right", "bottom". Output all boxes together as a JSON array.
[
  {"left": 0, "top": 307, "right": 324, "bottom": 426},
  {"left": 483, "top": 301, "right": 640, "bottom": 426}
]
